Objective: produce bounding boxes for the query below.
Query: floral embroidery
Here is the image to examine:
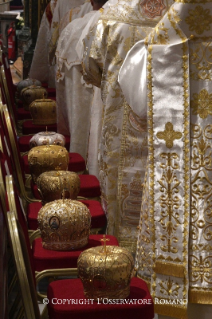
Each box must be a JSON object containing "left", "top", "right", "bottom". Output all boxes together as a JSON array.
[
  {"left": 157, "top": 122, "right": 182, "bottom": 148},
  {"left": 185, "top": 6, "right": 212, "bottom": 35},
  {"left": 140, "top": 0, "right": 166, "bottom": 19},
  {"left": 191, "top": 89, "right": 212, "bottom": 119}
]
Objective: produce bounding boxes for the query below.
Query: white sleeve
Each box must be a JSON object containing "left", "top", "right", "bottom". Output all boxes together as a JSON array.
[{"left": 118, "top": 40, "right": 148, "bottom": 118}]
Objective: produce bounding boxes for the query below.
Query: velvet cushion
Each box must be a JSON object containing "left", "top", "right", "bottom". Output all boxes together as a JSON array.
[
  {"left": 28, "top": 200, "right": 106, "bottom": 230},
  {"left": 18, "top": 135, "right": 71, "bottom": 153},
  {"left": 78, "top": 175, "right": 101, "bottom": 198},
  {"left": 31, "top": 175, "right": 100, "bottom": 200},
  {"left": 32, "top": 235, "right": 118, "bottom": 271},
  {"left": 22, "top": 120, "right": 57, "bottom": 135},
  {"left": 17, "top": 108, "right": 32, "bottom": 120},
  {"left": 23, "top": 152, "right": 85, "bottom": 175},
  {"left": 47, "top": 277, "right": 154, "bottom": 319}
]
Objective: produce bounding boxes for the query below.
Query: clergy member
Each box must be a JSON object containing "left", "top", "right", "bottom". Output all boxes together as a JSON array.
[
  {"left": 56, "top": 0, "right": 108, "bottom": 162},
  {"left": 29, "top": 0, "right": 58, "bottom": 87},
  {"left": 119, "top": 0, "right": 212, "bottom": 318},
  {"left": 78, "top": 0, "right": 173, "bottom": 251},
  {"left": 49, "top": 0, "right": 92, "bottom": 65}
]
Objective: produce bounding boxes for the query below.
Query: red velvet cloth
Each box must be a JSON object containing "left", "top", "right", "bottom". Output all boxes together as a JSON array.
[
  {"left": 28, "top": 200, "right": 106, "bottom": 230},
  {"left": 18, "top": 135, "right": 71, "bottom": 153},
  {"left": 32, "top": 235, "right": 119, "bottom": 271},
  {"left": 17, "top": 108, "right": 32, "bottom": 121},
  {"left": 31, "top": 174, "right": 100, "bottom": 200},
  {"left": 47, "top": 277, "right": 154, "bottom": 319},
  {"left": 46, "top": 88, "right": 56, "bottom": 97},
  {"left": 23, "top": 152, "right": 85, "bottom": 175},
  {"left": 78, "top": 175, "right": 101, "bottom": 198},
  {"left": 22, "top": 120, "right": 57, "bottom": 135}
]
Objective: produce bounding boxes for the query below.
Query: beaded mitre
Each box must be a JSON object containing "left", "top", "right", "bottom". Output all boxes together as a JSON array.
[
  {"left": 78, "top": 243, "right": 134, "bottom": 300},
  {"left": 37, "top": 171, "right": 81, "bottom": 205},
  {"left": 38, "top": 199, "right": 91, "bottom": 250}
]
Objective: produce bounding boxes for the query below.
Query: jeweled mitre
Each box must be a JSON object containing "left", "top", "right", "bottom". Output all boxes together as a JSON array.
[
  {"left": 38, "top": 199, "right": 91, "bottom": 250},
  {"left": 29, "top": 99, "right": 56, "bottom": 125},
  {"left": 28, "top": 145, "right": 69, "bottom": 183},
  {"left": 37, "top": 170, "right": 80, "bottom": 205},
  {"left": 29, "top": 131, "right": 65, "bottom": 149},
  {"left": 78, "top": 246, "right": 134, "bottom": 300}
]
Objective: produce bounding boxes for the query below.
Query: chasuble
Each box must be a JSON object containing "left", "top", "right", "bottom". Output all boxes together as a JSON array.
[
  {"left": 29, "top": 0, "right": 58, "bottom": 87},
  {"left": 119, "top": 0, "right": 212, "bottom": 317},
  {"left": 78, "top": 0, "right": 173, "bottom": 251}
]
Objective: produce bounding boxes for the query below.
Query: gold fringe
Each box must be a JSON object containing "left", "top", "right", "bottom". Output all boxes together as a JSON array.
[
  {"left": 155, "top": 304, "right": 188, "bottom": 319},
  {"left": 189, "top": 289, "right": 212, "bottom": 304},
  {"left": 154, "top": 261, "right": 185, "bottom": 278}
]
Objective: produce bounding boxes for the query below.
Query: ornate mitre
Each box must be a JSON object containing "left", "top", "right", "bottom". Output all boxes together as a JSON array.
[
  {"left": 37, "top": 171, "right": 81, "bottom": 205},
  {"left": 29, "top": 98, "right": 57, "bottom": 125},
  {"left": 21, "top": 85, "right": 48, "bottom": 110},
  {"left": 78, "top": 243, "right": 134, "bottom": 300},
  {"left": 38, "top": 199, "right": 91, "bottom": 250},
  {"left": 17, "top": 78, "right": 41, "bottom": 97},
  {"left": 119, "top": 0, "right": 212, "bottom": 317},
  {"left": 29, "top": 131, "right": 65, "bottom": 149},
  {"left": 28, "top": 145, "right": 69, "bottom": 183}
]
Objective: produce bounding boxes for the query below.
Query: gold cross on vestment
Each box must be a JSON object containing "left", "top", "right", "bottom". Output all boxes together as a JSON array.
[
  {"left": 156, "top": 122, "right": 182, "bottom": 149},
  {"left": 100, "top": 235, "right": 110, "bottom": 254}
]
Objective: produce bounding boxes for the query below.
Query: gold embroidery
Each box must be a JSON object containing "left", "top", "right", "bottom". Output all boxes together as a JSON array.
[
  {"left": 190, "top": 41, "right": 212, "bottom": 81},
  {"left": 140, "top": 0, "right": 166, "bottom": 19},
  {"left": 159, "top": 277, "right": 180, "bottom": 297},
  {"left": 185, "top": 6, "right": 212, "bottom": 35},
  {"left": 157, "top": 122, "right": 182, "bottom": 148},
  {"left": 191, "top": 89, "right": 212, "bottom": 119},
  {"left": 190, "top": 255, "right": 212, "bottom": 284},
  {"left": 158, "top": 153, "right": 181, "bottom": 253}
]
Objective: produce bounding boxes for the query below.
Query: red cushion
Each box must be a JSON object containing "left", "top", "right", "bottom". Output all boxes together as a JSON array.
[
  {"left": 28, "top": 200, "right": 106, "bottom": 230},
  {"left": 79, "top": 175, "right": 101, "bottom": 198},
  {"left": 17, "top": 108, "right": 32, "bottom": 120},
  {"left": 22, "top": 120, "right": 57, "bottom": 135},
  {"left": 32, "top": 235, "right": 119, "bottom": 271},
  {"left": 46, "top": 88, "right": 56, "bottom": 97},
  {"left": 23, "top": 152, "right": 85, "bottom": 175},
  {"left": 18, "top": 135, "right": 33, "bottom": 153},
  {"left": 18, "top": 135, "right": 71, "bottom": 153},
  {"left": 47, "top": 277, "right": 154, "bottom": 319},
  {"left": 68, "top": 153, "right": 85, "bottom": 172}
]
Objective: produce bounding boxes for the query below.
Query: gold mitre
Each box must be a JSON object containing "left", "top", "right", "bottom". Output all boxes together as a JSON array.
[
  {"left": 28, "top": 145, "right": 69, "bottom": 184},
  {"left": 17, "top": 78, "right": 41, "bottom": 96},
  {"left": 78, "top": 244, "right": 134, "bottom": 300},
  {"left": 37, "top": 171, "right": 80, "bottom": 205},
  {"left": 29, "top": 131, "right": 65, "bottom": 149},
  {"left": 38, "top": 199, "right": 91, "bottom": 250},
  {"left": 21, "top": 85, "right": 48, "bottom": 110},
  {"left": 29, "top": 99, "right": 56, "bottom": 125}
]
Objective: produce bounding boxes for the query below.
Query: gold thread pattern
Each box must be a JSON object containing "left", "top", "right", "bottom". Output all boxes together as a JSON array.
[
  {"left": 185, "top": 6, "right": 212, "bottom": 35},
  {"left": 157, "top": 122, "right": 182, "bottom": 148},
  {"left": 191, "top": 89, "right": 212, "bottom": 119}
]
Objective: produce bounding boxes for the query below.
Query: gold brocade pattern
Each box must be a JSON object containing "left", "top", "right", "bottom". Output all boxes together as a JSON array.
[
  {"left": 185, "top": 6, "right": 212, "bottom": 35},
  {"left": 158, "top": 153, "right": 181, "bottom": 253},
  {"left": 190, "top": 40, "right": 212, "bottom": 81},
  {"left": 191, "top": 89, "right": 212, "bottom": 118},
  {"left": 157, "top": 122, "right": 182, "bottom": 148}
]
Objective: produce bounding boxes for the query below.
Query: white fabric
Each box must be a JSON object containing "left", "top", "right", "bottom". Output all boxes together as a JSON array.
[
  {"left": 56, "top": 11, "right": 96, "bottom": 160},
  {"left": 87, "top": 87, "right": 104, "bottom": 178},
  {"left": 48, "top": 0, "right": 86, "bottom": 64},
  {"left": 29, "top": 0, "right": 57, "bottom": 87}
]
